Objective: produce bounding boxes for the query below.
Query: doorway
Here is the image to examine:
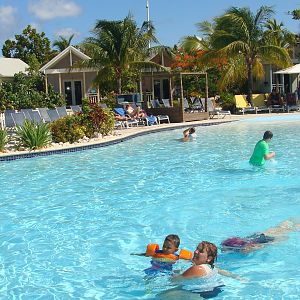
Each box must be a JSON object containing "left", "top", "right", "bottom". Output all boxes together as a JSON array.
[
  {"left": 153, "top": 78, "right": 170, "bottom": 100},
  {"left": 64, "top": 80, "right": 82, "bottom": 105}
]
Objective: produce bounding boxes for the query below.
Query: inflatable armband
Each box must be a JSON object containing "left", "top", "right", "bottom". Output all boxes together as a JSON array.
[
  {"left": 146, "top": 243, "right": 159, "bottom": 256},
  {"left": 179, "top": 249, "right": 193, "bottom": 260}
]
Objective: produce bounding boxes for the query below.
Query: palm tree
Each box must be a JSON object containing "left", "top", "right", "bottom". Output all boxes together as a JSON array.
[
  {"left": 80, "top": 14, "right": 166, "bottom": 94},
  {"left": 264, "top": 19, "right": 296, "bottom": 48},
  {"left": 181, "top": 6, "right": 292, "bottom": 102},
  {"left": 53, "top": 34, "right": 75, "bottom": 52}
]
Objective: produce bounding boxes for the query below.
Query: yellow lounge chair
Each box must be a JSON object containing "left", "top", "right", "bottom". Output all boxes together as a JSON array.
[
  {"left": 234, "top": 95, "right": 256, "bottom": 114},
  {"left": 252, "top": 94, "right": 271, "bottom": 113}
]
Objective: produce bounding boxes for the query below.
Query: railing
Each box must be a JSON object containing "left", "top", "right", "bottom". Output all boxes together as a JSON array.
[{"left": 88, "top": 93, "right": 99, "bottom": 104}]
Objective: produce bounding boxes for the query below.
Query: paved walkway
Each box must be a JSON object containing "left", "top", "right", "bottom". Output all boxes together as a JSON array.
[{"left": 0, "top": 113, "right": 297, "bottom": 160}]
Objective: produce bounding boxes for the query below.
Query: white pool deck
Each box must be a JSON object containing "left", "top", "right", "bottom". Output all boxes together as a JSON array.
[{"left": 0, "top": 112, "right": 298, "bottom": 160}]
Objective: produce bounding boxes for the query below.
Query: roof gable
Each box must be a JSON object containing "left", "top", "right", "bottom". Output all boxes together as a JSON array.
[{"left": 39, "top": 46, "right": 90, "bottom": 72}]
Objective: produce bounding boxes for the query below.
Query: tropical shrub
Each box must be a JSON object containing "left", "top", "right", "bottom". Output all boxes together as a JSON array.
[
  {"left": 85, "top": 103, "right": 115, "bottom": 135},
  {"left": 16, "top": 120, "right": 52, "bottom": 150},
  {"left": 0, "top": 71, "right": 65, "bottom": 110},
  {"left": 51, "top": 101, "right": 115, "bottom": 143},
  {"left": 50, "top": 114, "right": 86, "bottom": 143},
  {"left": 0, "top": 129, "right": 8, "bottom": 152},
  {"left": 219, "top": 92, "right": 236, "bottom": 113}
]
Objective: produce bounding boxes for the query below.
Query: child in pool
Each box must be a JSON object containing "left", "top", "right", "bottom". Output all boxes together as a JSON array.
[
  {"left": 132, "top": 234, "right": 192, "bottom": 275},
  {"left": 221, "top": 220, "right": 300, "bottom": 253}
]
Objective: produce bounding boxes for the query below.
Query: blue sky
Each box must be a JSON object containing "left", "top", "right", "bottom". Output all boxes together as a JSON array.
[{"left": 0, "top": 0, "right": 299, "bottom": 50}]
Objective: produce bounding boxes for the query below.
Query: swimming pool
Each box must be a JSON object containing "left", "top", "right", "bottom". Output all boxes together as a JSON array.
[{"left": 1, "top": 116, "right": 300, "bottom": 299}]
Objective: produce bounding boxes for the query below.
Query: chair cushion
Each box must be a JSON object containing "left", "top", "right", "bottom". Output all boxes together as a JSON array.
[{"left": 113, "top": 107, "right": 126, "bottom": 116}]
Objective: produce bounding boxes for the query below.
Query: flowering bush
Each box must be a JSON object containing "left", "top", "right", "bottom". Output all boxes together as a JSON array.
[
  {"left": 50, "top": 102, "right": 115, "bottom": 143},
  {"left": 50, "top": 114, "right": 86, "bottom": 143}
]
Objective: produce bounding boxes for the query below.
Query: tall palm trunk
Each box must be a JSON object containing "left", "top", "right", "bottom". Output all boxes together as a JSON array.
[
  {"left": 116, "top": 67, "right": 122, "bottom": 94},
  {"left": 117, "top": 77, "right": 122, "bottom": 94},
  {"left": 246, "top": 60, "right": 254, "bottom": 106}
]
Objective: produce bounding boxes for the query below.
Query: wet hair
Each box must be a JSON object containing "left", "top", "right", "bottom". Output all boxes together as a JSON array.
[
  {"left": 165, "top": 234, "right": 180, "bottom": 248},
  {"left": 263, "top": 131, "right": 273, "bottom": 140},
  {"left": 221, "top": 237, "right": 247, "bottom": 248},
  {"left": 198, "top": 241, "right": 218, "bottom": 268},
  {"left": 189, "top": 127, "right": 196, "bottom": 134}
]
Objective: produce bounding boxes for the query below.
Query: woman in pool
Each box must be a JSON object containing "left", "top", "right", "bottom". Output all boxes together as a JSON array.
[
  {"left": 221, "top": 220, "right": 300, "bottom": 253},
  {"left": 159, "top": 241, "right": 226, "bottom": 299}
]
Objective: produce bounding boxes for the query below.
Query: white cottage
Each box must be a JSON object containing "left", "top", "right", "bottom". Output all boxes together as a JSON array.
[{"left": 39, "top": 46, "right": 98, "bottom": 106}]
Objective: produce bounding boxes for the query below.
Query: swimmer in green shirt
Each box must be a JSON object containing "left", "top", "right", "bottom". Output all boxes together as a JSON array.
[{"left": 249, "top": 131, "right": 275, "bottom": 166}]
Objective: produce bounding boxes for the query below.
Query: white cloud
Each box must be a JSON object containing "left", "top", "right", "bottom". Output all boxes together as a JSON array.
[
  {"left": 28, "top": 0, "right": 81, "bottom": 21},
  {"left": 55, "top": 27, "right": 80, "bottom": 38},
  {"left": 0, "top": 6, "right": 17, "bottom": 39}
]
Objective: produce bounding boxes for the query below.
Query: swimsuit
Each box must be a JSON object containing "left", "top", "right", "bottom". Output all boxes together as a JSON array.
[{"left": 181, "top": 264, "right": 224, "bottom": 298}]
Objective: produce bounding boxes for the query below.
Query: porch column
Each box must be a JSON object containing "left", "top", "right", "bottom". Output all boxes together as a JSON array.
[
  {"left": 269, "top": 65, "right": 273, "bottom": 92},
  {"left": 83, "top": 71, "right": 86, "bottom": 98},
  {"left": 205, "top": 73, "right": 208, "bottom": 112},
  {"left": 180, "top": 73, "right": 184, "bottom": 111},
  {"left": 59, "top": 73, "right": 62, "bottom": 94},
  {"left": 151, "top": 71, "right": 154, "bottom": 100},
  {"left": 45, "top": 74, "right": 48, "bottom": 94},
  {"left": 169, "top": 75, "right": 173, "bottom": 106},
  {"left": 139, "top": 73, "right": 143, "bottom": 106}
]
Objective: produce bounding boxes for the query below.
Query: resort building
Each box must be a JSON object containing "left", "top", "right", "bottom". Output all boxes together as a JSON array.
[
  {"left": 0, "top": 58, "right": 29, "bottom": 83},
  {"left": 39, "top": 46, "right": 98, "bottom": 106}
]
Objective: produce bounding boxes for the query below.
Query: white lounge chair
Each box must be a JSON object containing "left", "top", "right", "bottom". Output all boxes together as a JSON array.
[
  {"left": 38, "top": 108, "right": 51, "bottom": 123},
  {"left": 161, "top": 99, "right": 171, "bottom": 108},
  {"left": 56, "top": 106, "right": 68, "bottom": 118},
  {"left": 70, "top": 105, "right": 82, "bottom": 113},
  {"left": 47, "top": 109, "right": 60, "bottom": 122},
  {"left": 202, "top": 98, "right": 231, "bottom": 119}
]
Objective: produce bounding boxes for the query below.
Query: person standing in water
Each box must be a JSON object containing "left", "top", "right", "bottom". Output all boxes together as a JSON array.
[
  {"left": 182, "top": 127, "right": 196, "bottom": 142},
  {"left": 249, "top": 131, "right": 275, "bottom": 166}
]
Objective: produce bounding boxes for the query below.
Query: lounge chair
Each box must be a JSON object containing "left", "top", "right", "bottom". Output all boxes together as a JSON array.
[
  {"left": 161, "top": 99, "right": 171, "bottom": 108},
  {"left": 252, "top": 94, "right": 272, "bottom": 113},
  {"left": 38, "top": 108, "right": 51, "bottom": 123},
  {"left": 11, "top": 112, "right": 26, "bottom": 126},
  {"left": 203, "top": 98, "right": 231, "bottom": 119},
  {"left": 47, "top": 109, "right": 60, "bottom": 122},
  {"left": 113, "top": 107, "right": 139, "bottom": 127},
  {"left": 234, "top": 95, "right": 257, "bottom": 114},
  {"left": 148, "top": 99, "right": 170, "bottom": 124},
  {"left": 70, "top": 105, "right": 82, "bottom": 113},
  {"left": 183, "top": 98, "right": 193, "bottom": 112},
  {"left": 28, "top": 110, "right": 43, "bottom": 123},
  {"left": 286, "top": 93, "right": 300, "bottom": 113},
  {"left": 150, "top": 99, "right": 160, "bottom": 108},
  {"left": 192, "top": 98, "right": 204, "bottom": 111},
  {"left": 56, "top": 106, "right": 68, "bottom": 118},
  {"left": 4, "top": 110, "right": 16, "bottom": 128},
  {"left": 21, "top": 109, "right": 34, "bottom": 121}
]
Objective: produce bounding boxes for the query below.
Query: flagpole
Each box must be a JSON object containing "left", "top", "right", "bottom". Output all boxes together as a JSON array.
[{"left": 146, "top": 0, "right": 150, "bottom": 49}]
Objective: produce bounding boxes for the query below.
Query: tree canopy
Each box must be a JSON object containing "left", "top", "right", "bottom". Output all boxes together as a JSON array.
[
  {"left": 181, "top": 6, "right": 292, "bottom": 101},
  {"left": 53, "top": 34, "right": 75, "bottom": 52},
  {"left": 2, "top": 25, "right": 54, "bottom": 68},
  {"left": 80, "top": 14, "right": 164, "bottom": 94}
]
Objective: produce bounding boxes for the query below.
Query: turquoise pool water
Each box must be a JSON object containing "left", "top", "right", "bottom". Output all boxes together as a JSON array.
[{"left": 1, "top": 117, "right": 300, "bottom": 299}]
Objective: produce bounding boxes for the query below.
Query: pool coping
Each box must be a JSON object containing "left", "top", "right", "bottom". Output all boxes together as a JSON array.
[{"left": 0, "top": 119, "right": 236, "bottom": 161}]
